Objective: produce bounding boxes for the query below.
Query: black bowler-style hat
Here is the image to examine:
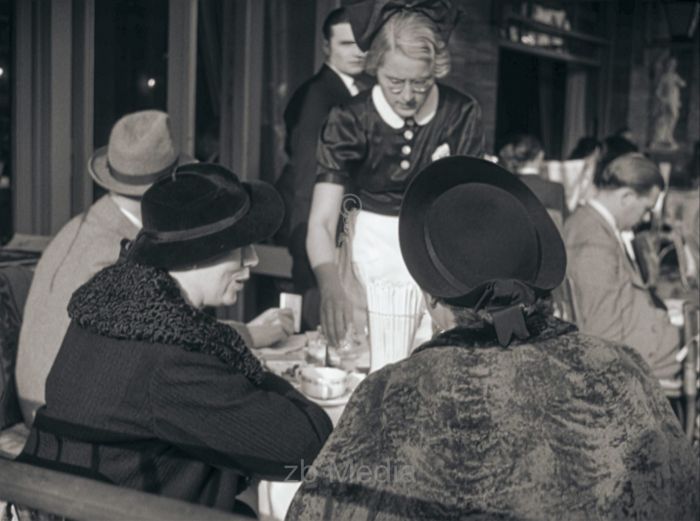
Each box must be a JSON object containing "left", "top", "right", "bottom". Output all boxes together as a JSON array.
[
  {"left": 399, "top": 156, "right": 566, "bottom": 309},
  {"left": 126, "top": 163, "right": 284, "bottom": 270}
]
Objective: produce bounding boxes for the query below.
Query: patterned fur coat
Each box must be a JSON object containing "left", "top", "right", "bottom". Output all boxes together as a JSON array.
[{"left": 287, "top": 321, "right": 698, "bottom": 520}]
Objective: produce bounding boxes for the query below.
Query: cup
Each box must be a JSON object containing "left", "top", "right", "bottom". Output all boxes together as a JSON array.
[
  {"left": 280, "top": 292, "right": 302, "bottom": 333},
  {"left": 300, "top": 367, "right": 348, "bottom": 400}
]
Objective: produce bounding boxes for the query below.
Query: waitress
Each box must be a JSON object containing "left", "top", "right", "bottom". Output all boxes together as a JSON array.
[{"left": 306, "top": 0, "right": 485, "bottom": 346}]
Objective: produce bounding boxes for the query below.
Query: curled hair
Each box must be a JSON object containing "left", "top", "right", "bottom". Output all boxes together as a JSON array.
[
  {"left": 595, "top": 152, "right": 664, "bottom": 195},
  {"left": 365, "top": 10, "right": 450, "bottom": 78},
  {"left": 497, "top": 134, "right": 543, "bottom": 173}
]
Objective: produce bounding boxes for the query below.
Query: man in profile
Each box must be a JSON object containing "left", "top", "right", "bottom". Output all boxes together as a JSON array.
[
  {"left": 276, "top": 7, "right": 367, "bottom": 329},
  {"left": 565, "top": 153, "right": 680, "bottom": 381}
]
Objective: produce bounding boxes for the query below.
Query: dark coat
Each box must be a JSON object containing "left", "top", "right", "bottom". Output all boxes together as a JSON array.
[
  {"left": 287, "top": 320, "right": 698, "bottom": 520},
  {"left": 18, "top": 261, "right": 333, "bottom": 512},
  {"left": 275, "top": 65, "right": 358, "bottom": 292}
]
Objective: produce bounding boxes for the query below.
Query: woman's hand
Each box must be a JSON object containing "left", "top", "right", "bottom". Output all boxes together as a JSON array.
[
  {"left": 247, "top": 308, "right": 295, "bottom": 348},
  {"left": 315, "top": 263, "right": 353, "bottom": 347}
]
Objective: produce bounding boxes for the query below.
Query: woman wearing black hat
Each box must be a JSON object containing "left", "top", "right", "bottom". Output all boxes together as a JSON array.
[
  {"left": 306, "top": 0, "right": 484, "bottom": 347},
  {"left": 288, "top": 157, "right": 698, "bottom": 520},
  {"left": 16, "top": 164, "right": 333, "bottom": 515}
]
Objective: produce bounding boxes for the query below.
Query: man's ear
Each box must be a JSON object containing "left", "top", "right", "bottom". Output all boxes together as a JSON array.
[
  {"left": 618, "top": 187, "right": 636, "bottom": 207},
  {"left": 321, "top": 38, "right": 330, "bottom": 60}
]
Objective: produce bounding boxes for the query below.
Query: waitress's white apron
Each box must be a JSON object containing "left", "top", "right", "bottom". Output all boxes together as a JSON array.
[{"left": 339, "top": 209, "right": 432, "bottom": 348}]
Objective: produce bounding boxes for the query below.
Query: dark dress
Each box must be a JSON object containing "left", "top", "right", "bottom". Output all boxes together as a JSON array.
[
  {"left": 17, "top": 261, "right": 333, "bottom": 512},
  {"left": 276, "top": 65, "right": 358, "bottom": 297},
  {"left": 316, "top": 83, "right": 485, "bottom": 216}
]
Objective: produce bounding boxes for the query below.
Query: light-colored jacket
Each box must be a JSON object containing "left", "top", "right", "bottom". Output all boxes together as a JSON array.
[
  {"left": 564, "top": 204, "right": 679, "bottom": 379},
  {"left": 15, "top": 195, "right": 139, "bottom": 423}
]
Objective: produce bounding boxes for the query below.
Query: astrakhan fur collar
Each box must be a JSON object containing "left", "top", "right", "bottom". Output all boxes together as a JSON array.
[
  {"left": 415, "top": 313, "right": 577, "bottom": 353},
  {"left": 68, "top": 260, "right": 263, "bottom": 383}
]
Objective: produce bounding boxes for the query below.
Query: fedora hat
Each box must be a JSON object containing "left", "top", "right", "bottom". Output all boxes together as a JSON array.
[
  {"left": 88, "top": 110, "right": 191, "bottom": 197},
  {"left": 126, "top": 163, "right": 284, "bottom": 270},
  {"left": 399, "top": 156, "right": 566, "bottom": 308}
]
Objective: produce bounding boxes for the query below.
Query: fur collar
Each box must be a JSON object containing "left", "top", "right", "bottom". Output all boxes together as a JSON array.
[
  {"left": 68, "top": 261, "right": 263, "bottom": 383},
  {"left": 415, "top": 314, "right": 577, "bottom": 353}
]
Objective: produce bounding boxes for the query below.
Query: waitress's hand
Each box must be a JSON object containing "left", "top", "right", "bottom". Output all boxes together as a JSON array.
[
  {"left": 315, "top": 262, "right": 352, "bottom": 347},
  {"left": 247, "top": 308, "right": 295, "bottom": 347}
]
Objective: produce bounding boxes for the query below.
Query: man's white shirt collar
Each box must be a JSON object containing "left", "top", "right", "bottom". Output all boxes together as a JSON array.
[
  {"left": 111, "top": 195, "right": 143, "bottom": 229},
  {"left": 587, "top": 198, "right": 619, "bottom": 234},
  {"left": 371, "top": 84, "right": 438, "bottom": 129},
  {"left": 587, "top": 198, "right": 636, "bottom": 261},
  {"left": 327, "top": 63, "right": 359, "bottom": 96},
  {"left": 518, "top": 166, "right": 540, "bottom": 176}
]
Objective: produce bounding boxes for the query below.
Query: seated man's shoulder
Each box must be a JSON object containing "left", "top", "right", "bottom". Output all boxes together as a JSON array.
[{"left": 564, "top": 206, "right": 598, "bottom": 233}]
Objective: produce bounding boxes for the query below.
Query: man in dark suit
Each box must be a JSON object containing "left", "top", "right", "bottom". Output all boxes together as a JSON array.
[{"left": 276, "top": 7, "right": 367, "bottom": 328}]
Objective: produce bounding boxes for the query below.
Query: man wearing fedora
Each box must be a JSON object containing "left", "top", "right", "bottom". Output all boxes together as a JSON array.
[
  {"left": 15, "top": 110, "right": 192, "bottom": 423},
  {"left": 288, "top": 157, "right": 698, "bottom": 520}
]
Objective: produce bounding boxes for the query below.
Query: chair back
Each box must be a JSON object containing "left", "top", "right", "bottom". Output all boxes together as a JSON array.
[
  {"left": 0, "top": 266, "right": 33, "bottom": 430},
  {"left": 681, "top": 302, "right": 699, "bottom": 440},
  {"left": 551, "top": 277, "right": 579, "bottom": 325}
]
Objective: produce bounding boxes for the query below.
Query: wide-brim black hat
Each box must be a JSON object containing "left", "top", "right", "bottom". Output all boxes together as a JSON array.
[
  {"left": 399, "top": 156, "right": 566, "bottom": 307},
  {"left": 127, "top": 163, "right": 284, "bottom": 270}
]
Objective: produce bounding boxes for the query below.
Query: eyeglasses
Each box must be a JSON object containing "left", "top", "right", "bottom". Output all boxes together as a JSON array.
[{"left": 382, "top": 77, "right": 434, "bottom": 94}]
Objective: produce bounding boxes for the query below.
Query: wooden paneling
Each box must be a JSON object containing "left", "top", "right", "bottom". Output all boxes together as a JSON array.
[
  {"left": 167, "top": 0, "right": 198, "bottom": 157},
  {"left": 449, "top": 0, "right": 501, "bottom": 153},
  {"left": 71, "top": 0, "right": 95, "bottom": 215}
]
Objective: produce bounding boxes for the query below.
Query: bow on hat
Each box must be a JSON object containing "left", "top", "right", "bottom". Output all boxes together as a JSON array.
[
  {"left": 346, "top": 0, "right": 460, "bottom": 51},
  {"left": 473, "top": 280, "right": 536, "bottom": 347}
]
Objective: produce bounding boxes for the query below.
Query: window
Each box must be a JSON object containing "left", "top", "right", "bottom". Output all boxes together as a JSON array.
[{"left": 93, "top": 0, "right": 169, "bottom": 199}]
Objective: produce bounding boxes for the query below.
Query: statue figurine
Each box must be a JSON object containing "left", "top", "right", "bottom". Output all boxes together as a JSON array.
[{"left": 651, "top": 54, "right": 686, "bottom": 150}]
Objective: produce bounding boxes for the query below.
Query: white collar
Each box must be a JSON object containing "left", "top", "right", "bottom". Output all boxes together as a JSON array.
[
  {"left": 371, "top": 84, "right": 439, "bottom": 129},
  {"left": 587, "top": 198, "right": 619, "bottom": 234},
  {"left": 326, "top": 63, "right": 358, "bottom": 96},
  {"left": 518, "top": 166, "right": 540, "bottom": 176},
  {"left": 111, "top": 194, "right": 143, "bottom": 229},
  {"left": 587, "top": 198, "right": 637, "bottom": 261}
]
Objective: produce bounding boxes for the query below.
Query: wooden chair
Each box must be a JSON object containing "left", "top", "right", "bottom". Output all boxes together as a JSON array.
[
  {"left": 551, "top": 276, "right": 579, "bottom": 324},
  {"left": 0, "top": 459, "right": 248, "bottom": 521}
]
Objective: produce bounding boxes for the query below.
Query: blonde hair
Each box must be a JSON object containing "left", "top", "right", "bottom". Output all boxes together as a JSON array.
[{"left": 365, "top": 10, "right": 451, "bottom": 78}]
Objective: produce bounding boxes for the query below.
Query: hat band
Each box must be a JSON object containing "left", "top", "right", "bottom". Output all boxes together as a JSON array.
[
  {"left": 423, "top": 220, "right": 472, "bottom": 294},
  {"left": 144, "top": 196, "right": 251, "bottom": 243},
  {"left": 108, "top": 158, "right": 178, "bottom": 186}
]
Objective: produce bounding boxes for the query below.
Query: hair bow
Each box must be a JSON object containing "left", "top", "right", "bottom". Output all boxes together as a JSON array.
[
  {"left": 346, "top": 0, "right": 460, "bottom": 51},
  {"left": 474, "top": 280, "right": 536, "bottom": 347}
]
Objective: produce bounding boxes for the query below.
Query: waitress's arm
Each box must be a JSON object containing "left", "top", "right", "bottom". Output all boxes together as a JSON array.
[{"left": 307, "top": 182, "right": 352, "bottom": 346}]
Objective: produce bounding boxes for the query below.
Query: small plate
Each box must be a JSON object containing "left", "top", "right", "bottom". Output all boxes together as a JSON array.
[{"left": 304, "top": 389, "right": 352, "bottom": 407}]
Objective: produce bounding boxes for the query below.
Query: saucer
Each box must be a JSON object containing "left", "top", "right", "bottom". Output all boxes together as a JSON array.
[{"left": 304, "top": 389, "right": 352, "bottom": 407}]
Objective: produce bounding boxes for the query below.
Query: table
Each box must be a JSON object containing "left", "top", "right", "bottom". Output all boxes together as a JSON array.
[{"left": 254, "top": 335, "right": 367, "bottom": 520}]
